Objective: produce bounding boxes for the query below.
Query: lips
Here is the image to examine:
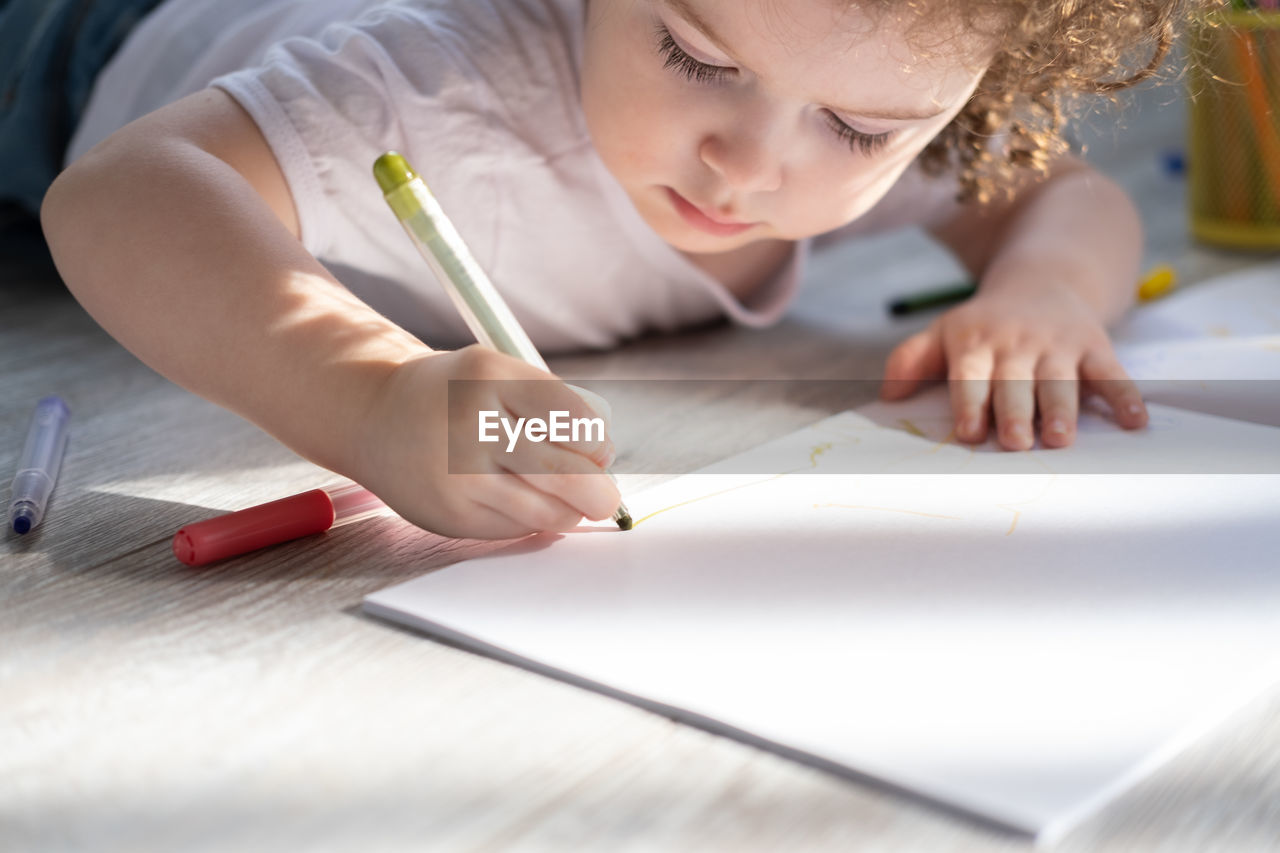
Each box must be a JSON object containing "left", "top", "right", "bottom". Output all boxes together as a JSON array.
[{"left": 665, "top": 188, "right": 756, "bottom": 237}]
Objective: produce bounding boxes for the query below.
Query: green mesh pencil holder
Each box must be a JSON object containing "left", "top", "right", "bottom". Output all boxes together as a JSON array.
[{"left": 1187, "top": 8, "right": 1280, "bottom": 249}]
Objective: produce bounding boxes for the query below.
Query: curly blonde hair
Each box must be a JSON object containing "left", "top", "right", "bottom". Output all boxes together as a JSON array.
[{"left": 907, "top": 0, "right": 1201, "bottom": 204}]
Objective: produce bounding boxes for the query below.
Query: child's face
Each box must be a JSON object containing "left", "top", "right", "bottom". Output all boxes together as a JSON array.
[{"left": 581, "top": 0, "right": 993, "bottom": 254}]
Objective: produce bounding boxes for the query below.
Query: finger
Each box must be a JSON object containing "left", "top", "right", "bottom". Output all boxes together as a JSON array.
[
  {"left": 881, "top": 326, "right": 946, "bottom": 400},
  {"left": 990, "top": 357, "right": 1037, "bottom": 451},
  {"left": 564, "top": 384, "right": 613, "bottom": 428},
  {"left": 421, "top": 473, "right": 550, "bottom": 539},
  {"left": 1034, "top": 357, "right": 1081, "bottom": 448},
  {"left": 475, "top": 473, "right": 588, "bottom": 533},
  {"left": 948, "top": 348, "right": 994, "bottom": 443},
  {"left": 500, "top": 438, "right": 621, "bottom": 521},
  {"left": 1080, "top": 352, "right": 1148, "bottom": 429},
  {"left": 498, "top": 379, "right": 615, "bottom": 466}
]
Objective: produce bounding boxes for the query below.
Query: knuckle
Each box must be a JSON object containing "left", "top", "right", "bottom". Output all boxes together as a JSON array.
[
  {"left": 538, "top": 453, "right": 571, "bottom": 476},
  {"left": 457, "top": 345, "right": 508, "bottom": 382},
  {"left": 953, "top": 329, "right": 987, "bottom": 352},
  {"left": 948, "top": 363, "right": 982, "bottom": 381}
]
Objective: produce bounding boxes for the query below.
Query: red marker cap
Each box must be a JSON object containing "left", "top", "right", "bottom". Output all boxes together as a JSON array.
[{"left": 172, "top": 489, "right": 336, "bottom": 567}]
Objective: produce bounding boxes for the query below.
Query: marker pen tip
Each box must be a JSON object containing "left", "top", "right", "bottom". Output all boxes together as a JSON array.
[{"left": 12, "top": 502, "right": 36, "bottom": 534}]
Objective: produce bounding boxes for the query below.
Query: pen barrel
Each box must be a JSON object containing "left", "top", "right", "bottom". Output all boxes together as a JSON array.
[
  {"left": 172, "top": 489, "right": 336, "bottom": 567},
  {"left": 9, "top": 468, "right": 56, "bottom": 508},
  {"left": 385, "top": 181, "right": 548, "bottom": 370},
  {"left": 9, "top": 396, "right": 70, "bottom": 531},
  {"left": 328, "top": 483, "right": 387, "bottom": 527},
  {"left": 13, "top": 396, "right": 70, "bottom": 489}
]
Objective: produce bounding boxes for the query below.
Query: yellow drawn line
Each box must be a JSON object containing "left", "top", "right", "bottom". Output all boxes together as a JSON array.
[
  {"left": 926, "top": 427, "right": 957, "bottom": 455},
  {"left": 632, "top": 474, "right": 786, "bottom": 528},
  {"left": 1025, "top": 450, "right": 1058, "bottom": 475},
  {"left": 995, "top": 505, "right": 1022, "bottom": 536},
  {"left": 813, "top": 503, "right": 963, "bottom": 521},
  {"left": 634, "top": 439, "right": 845, "bottom": 527},
  {"left": 808, "top": 442, "right": 834, "bottom": 467},
  {"left": 896, "top": 417, "right": 958, "bottom": 454},
  {"left": 635, "top": 430, "right": 981, "bottom": 529},
  {"left": 993, "top": 474, "right": 1059, "bottom": 535},
  {"left": 898, "top": 418, "right": 925, "bottom": 438}
]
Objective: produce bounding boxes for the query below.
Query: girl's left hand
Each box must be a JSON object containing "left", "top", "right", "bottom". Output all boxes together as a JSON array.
[{"left": 879, "top": 283, "right": 1149, "bottom": 450}]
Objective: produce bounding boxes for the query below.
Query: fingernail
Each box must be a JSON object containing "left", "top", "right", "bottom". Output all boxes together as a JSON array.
[
  {"left": 1046, "top": 418, "right": 1067, "bottom": 436},
  {"left": 959, "top": 418, "right": 979, "bottom": 440},
  {"left": 1008, "top": 423, "right": 1029, "bottom": 442},
  {"left": 601, "top": 446, "right": 617, "bottom": 468},
  {"left": 1126, "top": 402, "right": 1144, "bottom": 417}
]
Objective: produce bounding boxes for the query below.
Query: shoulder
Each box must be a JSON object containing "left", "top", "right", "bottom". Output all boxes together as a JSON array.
[
  {"left": 255, "top": 0, "right": 587, "bottom": 135},
  {"left": 326, "top": 0, "right": 584, "bottom": 71}
]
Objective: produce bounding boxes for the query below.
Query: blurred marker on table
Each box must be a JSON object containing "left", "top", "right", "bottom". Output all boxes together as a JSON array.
[
  {"left": 889, "top": 265, "right": 1178, "bottom": 317},
  {"left": 9, "top": 395, "right": 71, "bottom": 534},
  {"left": 1137, "top": 265, "right": 1177, "bottom": 302}
]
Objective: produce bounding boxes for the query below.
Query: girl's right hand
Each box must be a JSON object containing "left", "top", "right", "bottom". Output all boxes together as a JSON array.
[{"left": 352, "top": 346, "right": 620, "bottom": 539}]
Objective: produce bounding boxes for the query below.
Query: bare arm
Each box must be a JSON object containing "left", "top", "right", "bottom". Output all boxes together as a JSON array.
[
  {"left": 42, "top": 88, "right": 424, "bottom": 475},
  {"left": 42, "top": 88, "right": 618, "bottom": 536},
  {"left": 927, "top": 156, "right": 1142, "bottom": 325}
]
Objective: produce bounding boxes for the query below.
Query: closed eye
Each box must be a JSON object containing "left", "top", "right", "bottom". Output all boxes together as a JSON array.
[
  {"left": 654, "top": 25, "right": 733, "bottom": 84},
  {"left": 823, "top": 112, "right": 895, "bottom": 156}
]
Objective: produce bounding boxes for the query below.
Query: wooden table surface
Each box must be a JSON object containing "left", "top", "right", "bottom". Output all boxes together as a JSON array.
[{"left": 4, "top": 82, "right": 1280, "bottom": 852}]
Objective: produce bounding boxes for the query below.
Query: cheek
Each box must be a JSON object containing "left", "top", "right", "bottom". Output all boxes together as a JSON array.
[
  {"left": 774, "top": 146, "right": 918, "bottom": 236},
  {"left": 582, "top": 30, "right": 699, "bottom": 179},
  {"left": 586, "top": 76, "right": 689, "bottom": 178},
  {"left": 590, "top": 99, "right": 657, "bottom": 172},
  {"left": 783, "top": 95, "right": 969, "bottom": 234}
]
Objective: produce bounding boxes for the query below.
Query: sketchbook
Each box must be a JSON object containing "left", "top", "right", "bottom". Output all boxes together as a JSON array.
[{"left": 365, "top": 268, "right": 1280, "bottom": 844}]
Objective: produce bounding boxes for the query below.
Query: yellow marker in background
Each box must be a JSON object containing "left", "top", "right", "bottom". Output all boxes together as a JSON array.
[{"left": 1137, "top": 265, "right": 1177, "bottom": 302}]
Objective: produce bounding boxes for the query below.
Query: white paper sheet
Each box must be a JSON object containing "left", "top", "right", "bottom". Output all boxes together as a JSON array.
[
  {"left": 365, "top": 397, "right": 1280, "bottom": 843},
  {"left": 1116, "top": 335, "right": 1280, "bottom": 426},
  {"left": 1110, "top": 259, "right": 1280, "bottom": 345}
]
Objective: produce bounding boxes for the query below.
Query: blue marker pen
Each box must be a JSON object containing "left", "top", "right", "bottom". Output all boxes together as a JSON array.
[{"left": 9, "top": 396, "right": 71, "bottom": 534}]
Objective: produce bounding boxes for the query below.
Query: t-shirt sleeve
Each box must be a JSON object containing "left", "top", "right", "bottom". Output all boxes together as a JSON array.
[{"left": 210, "top": 6, "right": 493, "bottom": 262}]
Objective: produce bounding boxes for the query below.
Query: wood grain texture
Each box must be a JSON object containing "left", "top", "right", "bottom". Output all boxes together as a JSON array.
[{"left": 4, "top": 82, "right": 1280, "bottom": 852}]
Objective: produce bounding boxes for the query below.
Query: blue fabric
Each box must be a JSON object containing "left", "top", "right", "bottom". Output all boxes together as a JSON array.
[{"left": 0, "top": 0, "right": 165, "bottom": 216}]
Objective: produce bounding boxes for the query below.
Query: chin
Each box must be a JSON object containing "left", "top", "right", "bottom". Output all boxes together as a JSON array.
[{"left": 655, "top": 228, "right": 729, "bottom": 253}]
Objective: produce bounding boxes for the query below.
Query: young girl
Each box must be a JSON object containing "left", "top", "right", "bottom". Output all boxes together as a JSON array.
[{"left": 29, "top": 0, "right": 1184, "bottom": 538}]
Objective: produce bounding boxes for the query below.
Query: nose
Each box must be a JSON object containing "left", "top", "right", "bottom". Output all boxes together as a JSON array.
[{"left": 698, "top": 128, "right": 784, "bottom": 195}]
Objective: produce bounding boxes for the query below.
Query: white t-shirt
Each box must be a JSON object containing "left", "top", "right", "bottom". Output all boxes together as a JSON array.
[{"left": 70, "top": 0, "right": 955, "bottom": 351}]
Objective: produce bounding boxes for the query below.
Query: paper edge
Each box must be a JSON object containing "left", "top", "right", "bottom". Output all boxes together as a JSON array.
[
  {"left": 1036, "top": 656, "right": 1280, "bottom": 847},
  {"left": 361, "top": 595, "right": 1041, "bottom": 841}
]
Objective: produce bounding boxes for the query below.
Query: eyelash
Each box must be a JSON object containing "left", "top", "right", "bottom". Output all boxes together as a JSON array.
[
  {"left": 822, "top": 113, "right": 894, "bottom": 157},
  {"left": 654, "top": 26, "right": 732, "bottom": 84},
  {"left": 652, "top": 24, "right": 895, "bottom": 157}
]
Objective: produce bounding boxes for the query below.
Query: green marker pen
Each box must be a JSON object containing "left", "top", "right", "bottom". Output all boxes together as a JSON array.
[{"left": 887, "top": 280, "right": 978, "bottom": 317}]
